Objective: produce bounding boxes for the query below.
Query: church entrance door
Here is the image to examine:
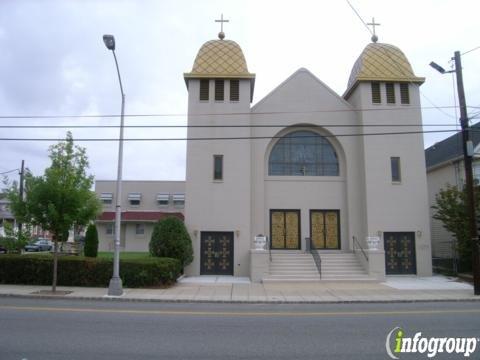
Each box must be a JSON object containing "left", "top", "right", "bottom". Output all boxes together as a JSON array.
[
  {"left": 200, "top": 232, "right": 234, "bottom": 275},
  {"left": 310, "top": 210, "right": 340, "bottom": 250},
  {"left": 384, "top": 232, "right": 416, "bottom": 275},
  {"left": 270, "top": 210, "right": 301, "bottom": 250}
]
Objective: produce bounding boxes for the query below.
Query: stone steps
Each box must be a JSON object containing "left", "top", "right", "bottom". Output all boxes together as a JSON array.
[
  {"left": 263, "top": 252, "right": 320, "bottom": 283},
  {"left": 320, "top": 252, "right": 371, "bottom": 281},
  {"left": 262, "top": 251, "right": 376, "bottom": 283}
]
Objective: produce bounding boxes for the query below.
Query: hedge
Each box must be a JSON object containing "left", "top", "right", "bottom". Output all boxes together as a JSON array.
[{"left": 0, "top": 255, "right": 181, "bottom": 288}]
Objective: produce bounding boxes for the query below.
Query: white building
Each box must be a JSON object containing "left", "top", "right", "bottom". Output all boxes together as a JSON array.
[
  {"left": 425, "top": 122, "right": 480, "bottom": 262},
  {"left": 182, "top": 32, "right": 432, "bottom": 281}
]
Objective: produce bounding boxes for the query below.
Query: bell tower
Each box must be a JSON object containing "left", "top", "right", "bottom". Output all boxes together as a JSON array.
[
  {"left": 183, "top": 21, "right": 255, "bottom": 276},
  {"left": 344, "top": 35, "right": 432, "bottom": 276}
]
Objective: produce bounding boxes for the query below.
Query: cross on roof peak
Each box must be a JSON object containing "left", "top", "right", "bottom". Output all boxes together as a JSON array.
[
  {"left": 215, "top": 14, "right": 229, "bottom": 40},
  {"left": 367, "top": 17, "right": 381, "bottom": 43}
]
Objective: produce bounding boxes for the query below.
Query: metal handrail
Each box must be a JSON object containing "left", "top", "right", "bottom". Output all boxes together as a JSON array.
[
  {"left": 306, "top": 237, "right": 322, "bottom": 279},
  {"left": 267, "top": 236, "right": 272, "bottom": 262},
  {"left": 352, "top": 236, "right": 369, "bottom": 262}
]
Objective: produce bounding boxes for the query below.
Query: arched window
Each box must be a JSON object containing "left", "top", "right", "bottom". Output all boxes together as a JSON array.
[{"left": 268, "top": 131, "right": 339, "bottom": 176}]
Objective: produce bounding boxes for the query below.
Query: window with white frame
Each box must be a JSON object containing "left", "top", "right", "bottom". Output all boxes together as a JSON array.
[
  {"left": 173, "top": 194, "right": 185, "bottom": 208},
  {"left": 100, "top": 193, "right": 113, "bottom": 205},
  {"left": 128, "top": 193, "right": 142, "bottom": 206},
  {"left": 157, "top": 193, "right": 170, "bottom": 207},
  {"left": 135, "top": 223, "right": 145, "bottom": 236}
]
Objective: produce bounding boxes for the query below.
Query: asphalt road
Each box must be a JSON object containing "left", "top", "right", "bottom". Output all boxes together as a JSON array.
[{"left": 0, "top": 297, "right": 479, "bottom": 360}]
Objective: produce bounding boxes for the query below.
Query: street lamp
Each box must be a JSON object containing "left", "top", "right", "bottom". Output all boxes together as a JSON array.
[
  {"left": 430, "top": 52, "right": 480, "bottom": 295},
  {"left": 103, "top": 34, "right": 124, "bottom": 296},
  {"left": 429, "top": 61, "right": 452, "bottom": 75}
]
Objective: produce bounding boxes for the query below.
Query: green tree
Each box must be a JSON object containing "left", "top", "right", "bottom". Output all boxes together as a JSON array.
[
  {"left": 149, "top": 217, "right": 193, "bottom": 267},
  {"left": 0, "top": 220, "right": 30, "bottom": 253},
  {"left": 432, "top": 184, "right": 480, "bottom": 271},
  {"left": 84, "top": 224, "right": 99, "bottom": 257},
  {"left": 8, "top": 132, "right": 101, "bottom": 291}
]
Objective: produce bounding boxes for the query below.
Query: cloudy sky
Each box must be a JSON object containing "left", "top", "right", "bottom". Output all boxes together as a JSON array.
[{"left": 1, "top": 0, "right": 479, "bottom": 185}]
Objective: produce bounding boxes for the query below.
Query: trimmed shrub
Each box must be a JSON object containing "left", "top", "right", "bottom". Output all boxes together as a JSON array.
[
  {"left": 0, "top": 255, "right": 181, "bottom": 287},
  {"left": 149, "top": 217, "right": 193, "bottom": 267},
  {"left": 84, "top": 224, "right": 99, "bottom": 257}
]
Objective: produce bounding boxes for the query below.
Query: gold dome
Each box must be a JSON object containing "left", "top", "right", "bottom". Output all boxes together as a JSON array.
[
  {"left": 184, "top": 39, "right": 255, "bottom": 79},
  {"left": 345, "top": 43, "right": 424, "bottom": 97}
]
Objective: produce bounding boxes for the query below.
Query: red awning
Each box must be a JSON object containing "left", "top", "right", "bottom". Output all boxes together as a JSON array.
[{"left": 97, "top": 211, "right": 184, "bottom": 222}]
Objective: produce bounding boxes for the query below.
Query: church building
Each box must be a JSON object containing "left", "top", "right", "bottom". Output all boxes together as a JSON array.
[{"left": 182, "top": 27, "right": 432, "bottom": 281}]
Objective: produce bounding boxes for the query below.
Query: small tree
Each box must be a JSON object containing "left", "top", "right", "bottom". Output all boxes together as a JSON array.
[
  {"left": 84, "top": 224, "right": 99, "bottom": 257},
  {"left": 149, "top": 217, "right": 193, "bottom": 267},
  {"left": 0, "top": 221, "right": 30, "bottom": 253},
  {"left": 432, "top": 184, "right": 480, "bottom": 271},
  {"left": 8, "top": 132, "right": 101, "bottom": 292}
]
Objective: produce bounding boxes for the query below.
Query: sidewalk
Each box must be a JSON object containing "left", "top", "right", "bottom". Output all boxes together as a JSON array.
[{"left": 0, "top": 275, "right": 477, "bottom": 304}]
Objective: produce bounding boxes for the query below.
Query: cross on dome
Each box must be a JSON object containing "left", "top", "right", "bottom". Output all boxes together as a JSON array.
[
  {"left": 215, "top": 13, "right": 229, "bottom": 40},
  {"left": 367, "top": 17, "right": 381, "bottom": 43}
]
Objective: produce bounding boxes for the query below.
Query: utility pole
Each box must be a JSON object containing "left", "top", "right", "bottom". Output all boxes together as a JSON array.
[
  {"left": 18, "top": 160, "right": 24, "bottom": 241},
  {"left": 454, "top": 51, "right": 480, "bottom": 295}
]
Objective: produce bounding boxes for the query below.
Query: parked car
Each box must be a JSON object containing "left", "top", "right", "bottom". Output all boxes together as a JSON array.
[
  {"left": 0, "top": 244, "right": 7, "bottom": 254},
  {"left": 24, "top": 239, "right": 52, "bottom": 252}
]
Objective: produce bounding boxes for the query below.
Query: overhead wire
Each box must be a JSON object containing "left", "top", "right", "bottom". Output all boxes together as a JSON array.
[
  {"left": 462, "top": 46, "right": 480, "bottom": 56},
  {"left": 0, "top": 105, "right": 465, "bottom": 121},
  {"left": 0, "top": 129, "right": 464, "bottom": 142},
  {"left": 0, "top": 169, "right": 20, "bottom": 175},
  {"left": 344, "top": 0, "right": 457, "bottom": 120},
  {"left": 0, "top": 123, "right": 461, "bottom": 129}
]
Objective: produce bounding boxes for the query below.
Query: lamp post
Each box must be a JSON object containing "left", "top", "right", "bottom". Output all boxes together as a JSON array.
[
  {"left": 430, "top": 52, "right": 480, "bottom": 295},
  {"left": 103, "top": 34, "right": 124, "bottom": 296}
]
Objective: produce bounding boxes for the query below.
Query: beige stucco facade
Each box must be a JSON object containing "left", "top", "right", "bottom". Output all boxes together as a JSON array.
[{"left": 183, "top": 37, "right": 433, "bottom": 279}]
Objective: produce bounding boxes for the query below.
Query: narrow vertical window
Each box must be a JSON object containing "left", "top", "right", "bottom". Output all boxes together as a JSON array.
[
  {"left": 391, "top": 157, "right": 401, "bottom": 182},
  {"left": 371, "top": 82, "right": 381, "bottom": 103},
  {"left": 106, "top": 223, "right": 114, "bottom": 236},
  {"left": 215, "top": 80, "right": 224, "bottom": 101},
  {"left": 135, "top": 223, "right": 145, "bottom": 236},
  {"left": 199, "top": 79, "right": 209, "bottom": 101},
  {"left": 400, "top": 83, "right": 410, "bottom": 104},
  {"left": 386, "top": 83, "right": 395, "bottom": 104},
  {"left": 230, "top": 79, "right": 239, "bottom": 101},
  {"left": 213, "top": 155, "right": 223, "bottom": 180}
]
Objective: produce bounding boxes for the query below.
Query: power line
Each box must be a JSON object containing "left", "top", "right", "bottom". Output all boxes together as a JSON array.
[
  {"left": 462, "top": 46, "right": 480, "bottom": 56},
  {"left": 0, "top": 169, "right": 19, "bottom": 175},
  {"left": 0, "top": 105, "right": 466, "bottom": 121},
  {"left": 0, "top": 129, "right": 462, "bottom": 142},
  {"left": 0, "top": 123, "right": 460, "bottom": 129},
  {"left": 345, "top": 0, "right": 372, "bottom": 35},
  {"left": 344, "top": 0, "right": 458, "bottom": 121}
]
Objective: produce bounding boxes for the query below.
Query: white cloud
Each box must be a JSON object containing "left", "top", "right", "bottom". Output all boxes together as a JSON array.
[{"left": 0, "top": 0, "right": 479, "bottom": 185}]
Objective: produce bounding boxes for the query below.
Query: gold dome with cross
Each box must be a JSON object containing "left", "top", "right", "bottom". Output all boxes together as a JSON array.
[
  {"left": 184, "top": 39, "right": 255, "bottom": 80},
  {"left": 345, "top": 42, "right": 425, "bottom": 97}
]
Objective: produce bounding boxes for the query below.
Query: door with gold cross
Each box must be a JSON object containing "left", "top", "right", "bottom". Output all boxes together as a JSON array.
[
  {"left": 200, "top": 232, "right": 234, "bottom": 275},
  {"left": 310, "top": 210, "right": 340, "bottom": 250},
  {"left": 384, "top": 232, "right": 416, "bottom": 275},
  {"left": 270, "top": 210, "right": 301, "bottom": 249}
]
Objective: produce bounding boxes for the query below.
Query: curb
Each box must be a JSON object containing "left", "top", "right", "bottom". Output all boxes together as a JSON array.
[{"left": 1, "top": 292, "right": 479, "bottom": 305}]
